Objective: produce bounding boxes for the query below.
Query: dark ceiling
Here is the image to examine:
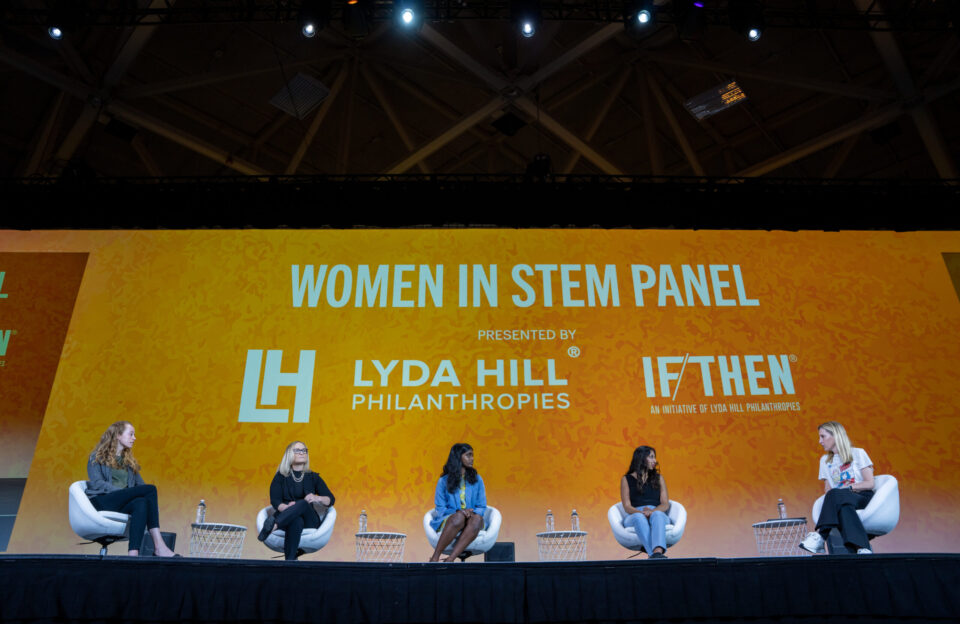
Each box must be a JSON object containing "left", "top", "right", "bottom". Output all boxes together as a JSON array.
[{"left": 0, "top": 0, "right": 958, "bottom": 183}]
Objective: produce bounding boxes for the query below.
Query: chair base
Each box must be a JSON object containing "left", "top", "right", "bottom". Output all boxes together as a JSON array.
[{"left": 824, "top": 529, "right": 879, "bottom": 555}]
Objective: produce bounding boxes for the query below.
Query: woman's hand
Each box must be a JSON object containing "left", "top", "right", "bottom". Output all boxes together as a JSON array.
[
  {"left": 461, "top": 509, "right": 473, "bottom": 519},
  {"left": 640, "top": 508, "right": 653, "bottom": 518},
  {"left": 277, "top": 503, "right": 291, "bottom": 513}
]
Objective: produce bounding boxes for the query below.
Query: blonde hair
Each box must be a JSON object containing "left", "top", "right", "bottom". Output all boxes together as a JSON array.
[
  {"left": 92, "top": 421, "right": 141, "bottom": 473},
  {"left": 819, "top": 421, "right": 853, "bottom": 464},
  {"left": 278, "top": 441, "right": 311, "bottom": 477}
]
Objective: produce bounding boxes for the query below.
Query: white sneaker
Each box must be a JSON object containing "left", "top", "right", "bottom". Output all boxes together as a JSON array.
[
  {"left": 857, "top": 548, "right": 873, "bottom": 555},
  {"left": 799, "top": 532, "right": 825, "bottom": 554}
]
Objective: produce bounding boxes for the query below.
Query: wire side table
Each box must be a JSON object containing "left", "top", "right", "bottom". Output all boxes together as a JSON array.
[
  {"left": 536, "top": 530, "right": 588, "bottom": 561},
  {"left": 189, "top": 522, "right": 247, "bottom": 558},
  {"left": 752, "top": 518, "right": 811, "bottom": 557},
  {"left": 356, "top": 531, "right": 406, "bottom": 562}
]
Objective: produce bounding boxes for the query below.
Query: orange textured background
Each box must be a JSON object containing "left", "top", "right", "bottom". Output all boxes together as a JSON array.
[{"left": 1, "top": 229, "right": 959, "bottom": 561}]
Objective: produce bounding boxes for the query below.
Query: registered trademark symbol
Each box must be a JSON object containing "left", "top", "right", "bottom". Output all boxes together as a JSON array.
[
  {"left": 567, "top": 346, "right": 581, "bottom": 358},
  {"left": 789, "top": 354, "right": 797, "bottom": 363}
]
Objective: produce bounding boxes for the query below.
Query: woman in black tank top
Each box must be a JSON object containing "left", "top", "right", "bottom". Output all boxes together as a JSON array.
[{"left": 620, "top": 445, "right": 670, "bottom": 558}]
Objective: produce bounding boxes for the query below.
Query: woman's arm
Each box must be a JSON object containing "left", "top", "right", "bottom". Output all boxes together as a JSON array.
[
  {"left": 434, "top": 477, "right": 456, "bottom": 516},
  {"left": 823, "top": 480, "right": 831, "bottom": 494},
  {"left": 620, "top": 476, "right": 641, "bottom": 515},
  {"left": 86, "top": 456, "right": 118, "bottom": 494},
  {"left": 653, "top": 476, "right": 669, "bottom": 514},
  {"left": 471, "top": 476, "right": 487, "bottom": 516},
  {"left": 269, "top": 472, "right": 284, "bottom": 511},
  {"left": 850, "top": 466, "right": 874, "bottom": 492},
  {"left": 307, "top": 474, "right": 334, "bottom": 506}
]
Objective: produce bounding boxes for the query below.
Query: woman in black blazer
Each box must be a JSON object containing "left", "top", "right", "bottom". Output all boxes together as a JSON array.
[{"left": 257, "top": 441, "right": 335, "bottom": 560}]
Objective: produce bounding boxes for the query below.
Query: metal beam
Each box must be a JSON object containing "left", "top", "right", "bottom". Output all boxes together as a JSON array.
[
  {"left": 417, "top": 23, "right": 624, "bottom": 174},
  {"left": 119, "top": 57, "right": 341, "bottom": 98},
  {"left": 637, "top": 67, "right": 662, "bottom": 176},
  {"left": 386, "top": 96, "right": 507, "bottom": 174},
  {"left": 109, "top": 101, "right": 266, "bottom": 175},
  {"left": 131, "top": 134, "right": 164, "bottom": 176},
  {"left": 20, "top": 92, "right": 65, "bottom": 176},
  {"left": 53, "top": 0, "right": 170, "bottom": 167},
  {"left": 853, "top": 0, "right": 958, "bottom": 179},
  {"left": 285, "top": 62, "right": 350, "bottom": 175},
  {"left": 646, "top": 71, "right": 705, "bottom": 176},
  {"left": 368, "top": 62, "right": 527, "bottom": 168},
  {"left": 561, "top": 68, "right": 630, "bottom": 174},
  {"left": 336, "top": 57, "right": 359, "bottom": 175},
  {"left": 360, "top": 63, "right": 430, "bottom": 174}
]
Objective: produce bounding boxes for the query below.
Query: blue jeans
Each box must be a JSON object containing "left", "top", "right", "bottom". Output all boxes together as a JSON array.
[{"left": 624, "top": 506, "right": 668, "bottom": 554}]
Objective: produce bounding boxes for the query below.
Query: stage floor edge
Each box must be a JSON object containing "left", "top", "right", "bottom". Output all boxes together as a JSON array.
[{"left": 1, "top": 553, "right": 958, "bottom": 623}]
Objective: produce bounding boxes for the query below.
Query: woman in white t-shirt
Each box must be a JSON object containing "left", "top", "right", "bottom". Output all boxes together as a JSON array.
[{"left": 799, "top": 421, "right": 876, "bottom": 555}]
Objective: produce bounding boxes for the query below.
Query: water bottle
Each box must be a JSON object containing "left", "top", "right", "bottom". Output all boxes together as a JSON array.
[
  {"left": 545, "top": 509, "right": 554, "bottom": 532},
  {"left": 196, "top": 499, "right": 206, "bottom": 524},
  {"left": 570, "top": 509, "right": 580, "bottom": 531},
  {"left": 359, "top": 509, "right": 367, "bottom": 532},
  {"left": 777, "top": 498, "right": 787, "bottom": 520}
]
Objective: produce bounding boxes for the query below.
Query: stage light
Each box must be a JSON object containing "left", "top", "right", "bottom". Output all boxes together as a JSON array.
[
  {"left": 625, "top": 0, "right": 656, "bottom": 31},
  {"left": 395, "top": 0, "right": 422, "bottom": 29},
  {"left": 299, "top": 0, "right": 330, "bottom": 38},
  {"left": 511, "top": 0, "right": 541, "bottom": 39},
  {"left": 729, "top": 0, "right": 764, "bottom": 42},
  {"left": 47, "top": 26, "right": 63, "bottom": 40}
]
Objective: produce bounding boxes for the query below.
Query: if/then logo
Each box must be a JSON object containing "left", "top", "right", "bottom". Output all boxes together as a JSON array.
[
  {"left": 0, "top": 271, "right": 11, "bottom": 359},
  {"left": 238, "top": 350, "right": 316, "bottom": 423}
]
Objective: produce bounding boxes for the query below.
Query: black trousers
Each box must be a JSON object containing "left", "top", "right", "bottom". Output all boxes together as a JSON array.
[
  {"left": 274, "top": 499, "right": 321, "bottom": 560},
  {"left": 816, "top": 487, "right": 874, "bottom": 551},
  {"left": 91, "top": 484, "right": 160, "bottom": 552}
]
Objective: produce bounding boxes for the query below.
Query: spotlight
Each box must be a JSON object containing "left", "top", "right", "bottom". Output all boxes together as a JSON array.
[
  {"left": 511, "top": 0, "right": 541, "bottom": 39},
  {"left": 625, "top": 0, "right": 656, "bottom": 31},
  {"left": 47, "top": 25, "right": 64, "bottom": 40},
  {"left": 395, "top": 0, "right": 422, "bottom": 28},
  {"left": 300, "top": 0, "right": 330, "bottom": 38},
  {"left": 729, "top": 0, "right": 764, "bottom": 42}
]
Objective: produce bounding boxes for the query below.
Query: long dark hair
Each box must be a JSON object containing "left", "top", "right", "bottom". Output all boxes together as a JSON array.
[
  {"left": 441, "top": 443, "right": 477, "bottom": 493},
  {"left": 625, "top": 445, "right": 660, "bottom": 493}
]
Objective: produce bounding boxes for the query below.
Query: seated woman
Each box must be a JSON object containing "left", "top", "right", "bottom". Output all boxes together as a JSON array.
[
  {"left": 800, "top": 421, "right": 875, "bottom": 555},
  {"left": 620, "top": 445, "right": 670, "bottom": 559},
  {"left": 85, "top": 421, "right": 177, "bottom": 556},
  {"left": 428, "top": 443, "right": 486, "bottom": 562},
  {"left": 258, "top": 441, "right": 335, "bottom": 560}
]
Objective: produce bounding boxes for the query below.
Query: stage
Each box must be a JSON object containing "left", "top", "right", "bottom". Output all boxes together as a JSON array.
[{"left": 1, "top": 554, "right": 958, "bottom": 623}]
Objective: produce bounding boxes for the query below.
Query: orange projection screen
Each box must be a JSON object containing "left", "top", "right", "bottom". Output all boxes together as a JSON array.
[{"left": 1, "top": 229, "right": 959, "bottom": 561}]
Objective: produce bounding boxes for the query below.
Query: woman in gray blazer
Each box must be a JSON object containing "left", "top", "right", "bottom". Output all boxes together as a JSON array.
[{"left": 86, "top": 421, "right": 177, "bottom": 556}]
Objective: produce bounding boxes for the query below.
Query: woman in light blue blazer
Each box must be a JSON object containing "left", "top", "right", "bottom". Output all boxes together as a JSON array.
[{"left": 428, "top": 442, "right": 486, "bottom": 562}]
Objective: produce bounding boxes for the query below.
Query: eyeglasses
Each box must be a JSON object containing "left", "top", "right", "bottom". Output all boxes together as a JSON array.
[{"left": 293, "top": 448, "right": 309, "bottom": 454}]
